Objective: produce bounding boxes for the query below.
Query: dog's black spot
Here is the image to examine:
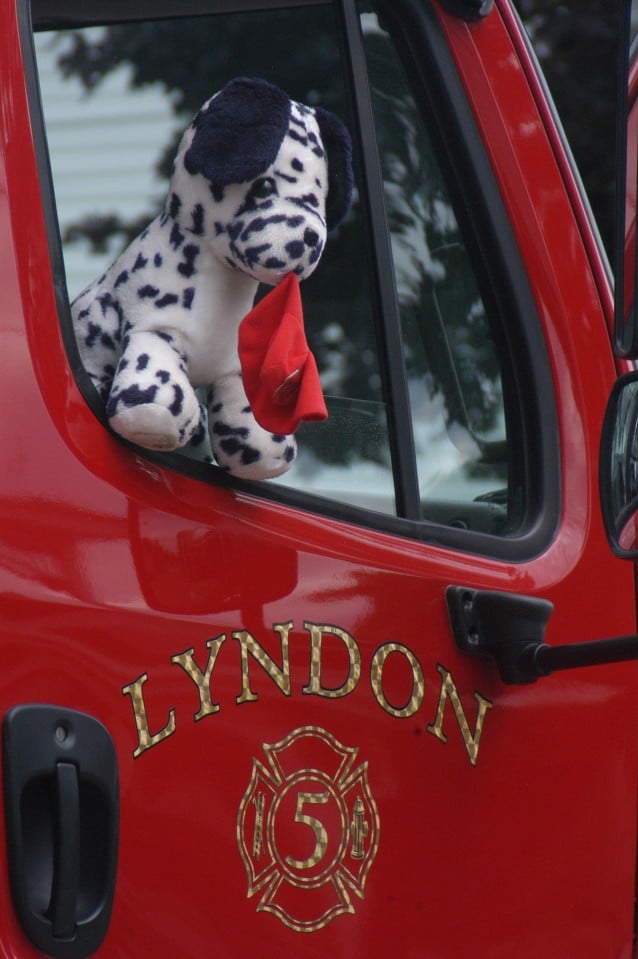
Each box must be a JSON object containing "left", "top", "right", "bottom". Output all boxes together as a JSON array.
[
  {"left": 178, "top": 244, "right": 200, "bottom": 278},
  {"left": 210, "top": 183, "right": 225, "bottom": 203},
  {"left": 213, "top": 422, "right": 250, "bottom": 439},
  {"left": 85, "top": 322, "right": 103, "bottom": 348},
  {"left": 138, "top": 285, "right": 160, "bottom": 299},
  {"left": 132, "top": 252, "right": 148, "bottom": 272},
  {"left": 285, "top": 240, "right": 305, "bottom": 259},
  {"left": 115, "top": 270, "right": 129, "bottom": 288},
  {"left": 241, "top": 446, "right": 261, "bottom": 466},
  {"left": 219, "top": 437, "right": 243, "bottom": 456},
  {"left": 107, "top": 383, "right": 158, "bottom": 413},
  {"left": 265, "top": 257, "right": 286, "bottom": 269},
  {"left": 284, "top": 445, "right": 295, "bottom": 462},
  {"left": 169, "top": 384, "right": 185, "bottom": 416},
  {"left": 155, "top": 293, "right": 179, "bottom": 309},
  {"left": 182, "top": 288, "right": 195, "bottom": 310},
  {"left": 274, "top": 171, "right": 298, "bottom": 184},
  {"left": 288, "top": 128, "right": 308, "bottom": 147},
  {"left": 227, "top": 221, "right": 244, "bottom": 242},
  {"left": 309, "top": 241, "right": 324, "bottom": 265},
  {"left": 191, "top": 204, "right": 204, "bottom": 235},
  {"left": 169, "top": 192, "right": 182, "bottom": 219},
  {"left": 154, "top": 253, "right": 163, "bottom": 267},
  {"left": 157, "top": 331, "right": 175, "bottom": 344},
  {"left": 272, "top": 434, "right": 286, "bottom": 443},
  {"left": 244, "top": 243, "right": 271, "bottom": 267},
  {"left": 156, "top": 370, "right": 170, "bottom": 384},
  {"left": 98, "top": 292, "right": 116, "bottom": 315},
  {"left": 136, "top": 353, "right": 150, "bottom": 371},
  {"left": 170, "top": 222, "right": 185, "bottom": 249}
]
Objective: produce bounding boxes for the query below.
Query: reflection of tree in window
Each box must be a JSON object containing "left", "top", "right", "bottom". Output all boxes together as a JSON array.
[
  {"left": 360, "top": 12, "right": 507, "bottom": 498},
  {"left": 513, "top": 0, "right": 618, "bottom": 256}
]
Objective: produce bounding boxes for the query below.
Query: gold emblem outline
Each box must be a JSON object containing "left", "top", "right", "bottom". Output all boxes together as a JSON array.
[{"left": 237, "top": 725, "right": 380, "bottom": 933}]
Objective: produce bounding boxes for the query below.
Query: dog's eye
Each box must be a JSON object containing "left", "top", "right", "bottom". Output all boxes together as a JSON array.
[{"left": 251, "top": 178, "right": 277, "bottom": 200}]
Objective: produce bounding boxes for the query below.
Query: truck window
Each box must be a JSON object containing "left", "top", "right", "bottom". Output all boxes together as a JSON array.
[
  {"left": 29, "top": 0, "right": 555, "bottom": 555},
  {"left": 33, "top": 5, "right": 395, "bottom": 514},
  {"left": 358, "top": 9, "right": 511, "bottom": 526}
]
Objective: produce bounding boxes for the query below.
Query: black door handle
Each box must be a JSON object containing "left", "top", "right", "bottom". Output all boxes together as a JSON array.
[{"left": 3, "top": 705, "right": 119, "bottom": 958}]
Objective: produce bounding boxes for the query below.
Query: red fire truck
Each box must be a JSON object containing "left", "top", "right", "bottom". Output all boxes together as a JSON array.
[{"left": 3, "top": 0, "right": 638, "bottom": 956}]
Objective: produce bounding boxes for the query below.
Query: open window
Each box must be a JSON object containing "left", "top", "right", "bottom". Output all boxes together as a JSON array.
[{"left": 26, "top": 0, "right": 557, "bottom": 557}]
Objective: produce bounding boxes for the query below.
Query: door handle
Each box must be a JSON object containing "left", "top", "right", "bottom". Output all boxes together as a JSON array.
[{"left": 3, "top": 705, "right": 119, "bottom": 958}]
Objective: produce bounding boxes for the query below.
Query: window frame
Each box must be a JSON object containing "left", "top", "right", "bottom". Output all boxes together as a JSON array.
[{"left": 23, "top": 0, "right": 560, "bottom": 560}]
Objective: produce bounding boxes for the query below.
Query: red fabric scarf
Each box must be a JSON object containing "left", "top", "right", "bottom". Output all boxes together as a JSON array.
[{"left": 238, "top": 273, "right": 328, "bottom": 434}]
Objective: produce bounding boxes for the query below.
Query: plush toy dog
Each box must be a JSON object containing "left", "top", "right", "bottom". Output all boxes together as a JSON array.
[{"left": 72, "top": 77, "right": 353, "bottom": 479}]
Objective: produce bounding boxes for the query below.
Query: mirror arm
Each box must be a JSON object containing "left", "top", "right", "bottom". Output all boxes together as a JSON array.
[{"left": 447, "top": 586, "right": 638, "bottom": 684}]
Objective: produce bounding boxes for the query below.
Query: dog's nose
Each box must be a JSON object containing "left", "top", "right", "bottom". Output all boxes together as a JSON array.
[{"left": 303, "top": 228, "right": 320, "bottom": 248}]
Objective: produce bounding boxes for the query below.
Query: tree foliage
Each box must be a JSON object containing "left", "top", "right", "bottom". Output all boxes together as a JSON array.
[{"left": 513, "top": 0, "right": 620, "bottom": 254}]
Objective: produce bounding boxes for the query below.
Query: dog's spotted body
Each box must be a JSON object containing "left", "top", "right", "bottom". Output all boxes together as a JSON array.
[{"left": 72, "top": 78, "right": 352, "bottom": 479}]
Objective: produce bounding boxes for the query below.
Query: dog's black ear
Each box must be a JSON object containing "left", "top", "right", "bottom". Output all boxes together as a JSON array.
[
  {"left": 185, "top": 78, "right": 291, "bottom": 187},
  {"left": 314, "top": 107, "right": 354, "bottom": 231}
]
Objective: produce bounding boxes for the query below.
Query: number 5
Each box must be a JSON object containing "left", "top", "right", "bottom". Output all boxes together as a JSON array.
[{"left": 285, "top": 790, "right": 330, "bottom": 870}]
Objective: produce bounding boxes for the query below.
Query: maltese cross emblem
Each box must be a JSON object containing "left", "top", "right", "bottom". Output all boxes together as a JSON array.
[{"left": 237, "top": 725, "right": 380, "bottom": 933}]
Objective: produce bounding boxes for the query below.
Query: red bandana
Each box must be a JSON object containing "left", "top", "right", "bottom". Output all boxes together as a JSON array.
[{"left": 238, "top": 273, "right": 328, "bottom": 434}]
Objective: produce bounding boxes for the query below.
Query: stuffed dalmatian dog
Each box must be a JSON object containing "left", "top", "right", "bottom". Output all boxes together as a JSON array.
[{"left": 72, "top": 77, "right": 353, "bottom": 479}]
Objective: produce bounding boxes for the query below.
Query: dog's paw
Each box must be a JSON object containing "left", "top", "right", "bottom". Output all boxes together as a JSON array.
[
  {"left": 109, "top": 399, "right": 202, "bottom": 451},
  {"left": 208, "top": 373, "right": 297, "bottom": 479},
  {"left": 106, "top": 331, "right": 201, "bottom": 451}
]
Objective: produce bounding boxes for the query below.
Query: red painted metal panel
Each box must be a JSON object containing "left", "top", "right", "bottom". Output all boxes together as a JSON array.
[{"left": 0, "top": 1, "right": 636, "bottom": 956}]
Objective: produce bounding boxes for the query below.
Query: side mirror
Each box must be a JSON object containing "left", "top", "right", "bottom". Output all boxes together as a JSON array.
[{"left": 600, "top": 370, "right": 638, "bottom": 556}]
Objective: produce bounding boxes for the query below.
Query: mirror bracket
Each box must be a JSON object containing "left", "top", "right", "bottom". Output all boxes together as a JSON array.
[{"left": 447, "top": 586, "right": 638, "bottom": 684}]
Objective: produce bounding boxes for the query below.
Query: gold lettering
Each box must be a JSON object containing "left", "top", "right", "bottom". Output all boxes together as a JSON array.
[
  {"left": 171, "top": 636, "right": 226, "bottom": 721},
  {"left": 121, "top": 673, "right": 176, "bottom": 759},
  {"left": 302, "top": 622, "right": 361, "bottom": 699},
  {"left": 286, "top": 790, "right": 331, "bottom": 870},
  {"left": 233, "top": 623, "right": 292, "bottom": 705},
  {"left": 426, "top": 664, "right": 493, "bottom": 767},
  {"left": 370, "top": 643, "right": 424, "bottom": 718}
]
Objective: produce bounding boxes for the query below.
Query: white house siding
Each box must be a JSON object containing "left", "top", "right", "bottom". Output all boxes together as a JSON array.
[{"left": 34, "top": 31, "right": 174, "bottom": 298}]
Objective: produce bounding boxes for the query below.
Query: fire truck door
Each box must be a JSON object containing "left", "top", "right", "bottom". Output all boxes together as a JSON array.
[{"left": 1, "top": 1, "right": 637, "bottom": 958}]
